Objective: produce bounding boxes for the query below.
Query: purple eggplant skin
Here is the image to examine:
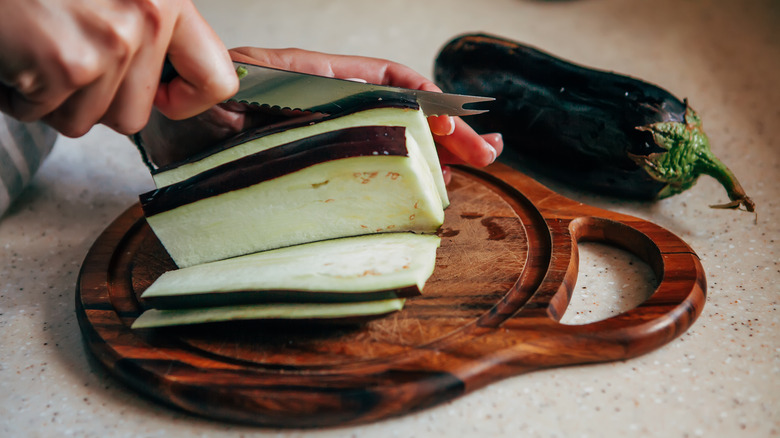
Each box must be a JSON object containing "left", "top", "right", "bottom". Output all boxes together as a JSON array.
[{"left": 434, "top": 33, "right": 754, "bottom": 212}]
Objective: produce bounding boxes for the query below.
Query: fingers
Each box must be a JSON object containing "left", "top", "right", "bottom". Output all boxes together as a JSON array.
[
  {"left": 276, "top": 51, "right": 504, "bottom": 169},
  {"left": 45, "top": 3, "right": 163, "bottom": 136},
  {"left": 379, "top": 63, "right": 436, "bottom": 91},
  {"left": 428, "top": 115, "right": 455, "bottom": 136},
  {"left": 435, "top": 133, "right": 503, "bottom": 163},
  {"left": 1, "top": 63, "right": 85, "bottom": 124},
  {"left": 153, "top": 1, "right": 238, "bottom": 121},
  {"left": 0, "top": 3, "right": 106, "bottom": 124},
  {"left": 229, "top": 47, "right": 439, "bottom": 91},
  {"left": 441, "top": 165, "right": 452, "bottom": 185},
  {"left": 97, "top": 2, "right": 173, "bottom": 135},
  {"left": 483, "top": 132, "right": 504, "bottom": 157},
  {"left": 44, "top": 71, "right": 126, "bottom": 137},
  {"left": 230, "top": 47, "right": 287, "bottom": 69},
  {"left": 413, "top": 80, "right": 503, "bottom": 168},
  {"left": 1, "top": 69, "right": 74, "bottom": 125},
  {"left": 0, "top": 1, "right": 236, "bottom": 137},
  {"left": 45, "top": 8, "right": 145, "bottom": 137},
  {"left": 433, "top": 117, "right": 503, "bottom": 167},
  {"left": 224, "top": 47, "right": 504, "bottom": 171}
]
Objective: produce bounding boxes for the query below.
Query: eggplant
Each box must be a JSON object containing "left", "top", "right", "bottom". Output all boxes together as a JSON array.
[
  {"left": 141, "top": 124, "right": 446, "bottom": 268},
  {"left": 139, "top": 233, "right": 440, "bottom": 310},
  {"left": 434, "top": 33, "right": 754, "bottom": 212},
  {"left": 131, "top": 299, "right": 407, "bottom": 329}
]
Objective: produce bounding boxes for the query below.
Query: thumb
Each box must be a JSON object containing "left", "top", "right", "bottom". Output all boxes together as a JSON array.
[{"left": 153, "top": 2, "right": 237, "bottom": 120}]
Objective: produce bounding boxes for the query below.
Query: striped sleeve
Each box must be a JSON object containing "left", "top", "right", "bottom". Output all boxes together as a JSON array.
[{"left": 0, "top": 114, "right": 58, "bottom": 217}]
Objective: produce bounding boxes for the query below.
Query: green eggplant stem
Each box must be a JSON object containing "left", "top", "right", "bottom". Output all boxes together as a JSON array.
[
  {"left": 695, "top": 153, "right": 755, "bottom": 212},
  {"left": 633, "top": 104, "right": 755, "bottom": 212}
]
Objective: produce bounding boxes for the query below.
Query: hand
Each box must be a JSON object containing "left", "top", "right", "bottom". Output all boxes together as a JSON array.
[
  {"left": 0, "top": 0, "right": 237, "bottom": 137},
  {"left": 137, "top": 47, "right": 503, "bottom": 178},
  {"left": 230, "top": 48, "right": 503, "bottom": 182}
]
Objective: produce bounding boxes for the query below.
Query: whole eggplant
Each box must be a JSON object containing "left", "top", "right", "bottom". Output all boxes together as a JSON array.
[{"left": 434, "top": 33, "right": 754, "bottom": 212}]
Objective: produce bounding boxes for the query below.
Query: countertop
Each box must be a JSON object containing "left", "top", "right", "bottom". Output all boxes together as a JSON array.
[{"left": 1, "top": 0, "right": 777, "bottom": 436}]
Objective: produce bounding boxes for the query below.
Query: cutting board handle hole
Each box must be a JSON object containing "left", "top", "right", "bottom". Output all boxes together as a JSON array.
[{"left": 559, "top": 241, "right": 657, "bottom": 325}]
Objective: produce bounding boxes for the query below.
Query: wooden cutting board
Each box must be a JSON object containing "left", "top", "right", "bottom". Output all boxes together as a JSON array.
[{"left": 76, "top": 163, "right": 706, "bottom": 427}]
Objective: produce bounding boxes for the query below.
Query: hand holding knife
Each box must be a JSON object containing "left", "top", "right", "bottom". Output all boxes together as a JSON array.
[
  {"left": 142, "top": 50, "right": 501, "bottom": 174},
  {"left": 161, "top": 59, "right": 494, "bottom": 117}
]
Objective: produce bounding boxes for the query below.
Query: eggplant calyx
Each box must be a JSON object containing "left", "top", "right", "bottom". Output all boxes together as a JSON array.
[{"left": 632, "top": 104, "right": 755, "bottom": 212}]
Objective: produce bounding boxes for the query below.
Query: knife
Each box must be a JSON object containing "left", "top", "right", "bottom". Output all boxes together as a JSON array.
[{"left": 161, "top": 60, "right": 494, "bottom": 117}]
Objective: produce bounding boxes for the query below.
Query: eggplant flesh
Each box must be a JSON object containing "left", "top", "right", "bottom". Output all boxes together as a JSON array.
[
  {"left": 434, "top": 33, "right": 754, "bottom": 211},
  {"left": 139, "top": 233, "right": 440, "bottom": 310}
]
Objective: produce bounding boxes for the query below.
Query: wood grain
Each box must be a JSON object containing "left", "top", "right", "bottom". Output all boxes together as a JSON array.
[{"left": 76, "top": 163, "right": 706, "bottom": 427}]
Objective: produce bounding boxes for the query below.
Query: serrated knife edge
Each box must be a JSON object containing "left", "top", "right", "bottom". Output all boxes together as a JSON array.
[{"left": 225, "top": 61, "right": 493, "bottom": 117}]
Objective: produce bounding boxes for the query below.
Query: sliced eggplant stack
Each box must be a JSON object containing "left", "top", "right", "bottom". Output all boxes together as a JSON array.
[
  {"left": 133, "top": 100, "right": 447, "bottom": 328},
  {"left": 131, "top": 233, "right": 439, "bottom": 329},
  {"left": 138, "top": 233, "right": 440, "bottom": 309},
  {"left": 151, "top": 100, "right": 449, "bottom": 209},
  {"left": 141, "top": 124, "right": 444, "bottom": 268}
]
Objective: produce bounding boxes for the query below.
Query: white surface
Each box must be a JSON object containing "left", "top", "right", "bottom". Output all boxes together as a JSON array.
[{"left": 1, "top": 0, "right": 778, "bottom": 437}]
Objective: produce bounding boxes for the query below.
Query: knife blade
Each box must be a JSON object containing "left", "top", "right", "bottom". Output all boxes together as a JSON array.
[{"left": 226, "top": 61, "right": 493, "bottom": 117}]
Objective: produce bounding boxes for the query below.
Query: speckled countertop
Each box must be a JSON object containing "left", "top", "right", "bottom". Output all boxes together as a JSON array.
[{"left": 1, "top": 0, "right": 778, "bottom": 437}]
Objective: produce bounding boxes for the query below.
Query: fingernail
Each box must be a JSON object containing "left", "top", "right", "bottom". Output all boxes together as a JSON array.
[
  {"left": 484, "top": 140, "right": 497, "bottom": 164},
  {"left": 446, "top": 116, "right": 456, "bottom": 135},
  {"left": 486, "top": 132, "right": 503, "bottom": 147}
]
